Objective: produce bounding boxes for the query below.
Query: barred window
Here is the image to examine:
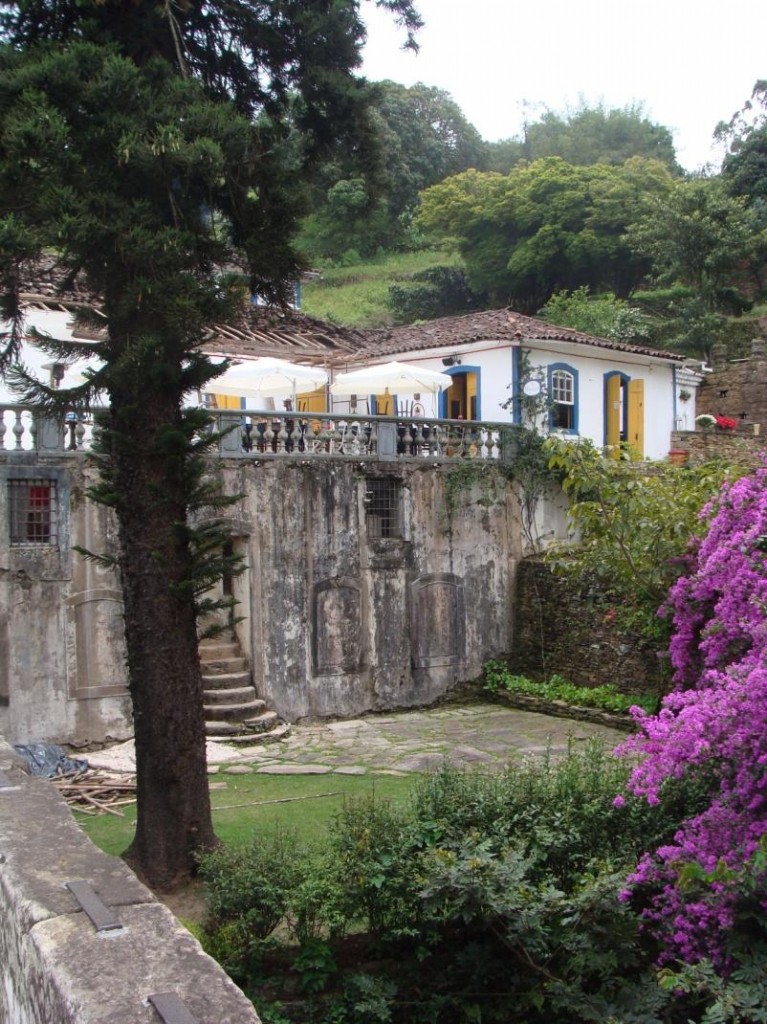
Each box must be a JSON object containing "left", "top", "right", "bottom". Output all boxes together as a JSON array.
[
  {"left": 9, "top": 479, "right": 58, "bottom": 545},
  {"left": 364, "top": 477, "right": 401, "bottom": 539}
]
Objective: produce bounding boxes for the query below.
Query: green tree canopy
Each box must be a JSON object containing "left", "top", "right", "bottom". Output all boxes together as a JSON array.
[
  {"left": 485, "top": 102, "right": 681, "bottom": 175},
  {"left": 540, "top": 287, "right": 652, "bottom": 344},
  {"left": 300, "top": 79, "right": 485, "bottom": 259},
  {"left": 717, "top": 81, "right": 767, "bottom": 295},
  {"left": 417, "top": 157, "right": 674, "bottom": 312},
  {"left": 625, "top": 177, "right": 760, "bottom": 357}
]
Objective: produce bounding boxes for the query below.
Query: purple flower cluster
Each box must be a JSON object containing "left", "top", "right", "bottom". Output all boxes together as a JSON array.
[{"left": 616, "top": 465, "right": 767, "bottom": 965}]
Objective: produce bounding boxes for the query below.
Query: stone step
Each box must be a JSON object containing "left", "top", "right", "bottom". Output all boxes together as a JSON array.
[
  {"left": 199, "top": 657, "right": 249, "bottom": 676},
  {"left": 205, "top": 720, "right": 242, "bottom": 736},
  {"left": 199, "top": 641, "right": 241, "bottom": 660},
  {"left": 218, "top": 722, "right": 293, "bottom": 746},
  {"left": 203, "top": 687, "right": 262, "bottom": 707},
  {"left": 201, "top": 671, "right": 252, "bottom": 690},
  {"left": 204, "top": 701, "right": 267, "bottom": 722},
  {"left": 241, "top": 710, "right": 279, "bottom": 733}
]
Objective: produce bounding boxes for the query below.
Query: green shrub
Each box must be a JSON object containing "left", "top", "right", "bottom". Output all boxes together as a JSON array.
[
  {"left": 199, "top": 829, "right": 302, "bottom": 940},
  {"left": 410, "top": 744, "right": 691, "bottom": 890},
  {"left": 197, "top": 751, "right": 711, "bottom": 1021},
  {"left": 286, "top": 852, "right": 348, "bottom": 944},
  {"left": 482, "top": 660, "right": 660, "bottom": 715},
  {"left": 328, "top": 797, "right": 428, "bottom": 939},
  {"left": 290, "top": 938, "right": 338, "bottom": 995}
]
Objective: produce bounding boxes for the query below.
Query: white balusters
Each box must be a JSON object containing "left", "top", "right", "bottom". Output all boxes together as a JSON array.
[
  {"left": 0, "top": 402, "right": 506, "bottom": 463},
  {"left": 15, "top": 410, "right": 26, "bottom": 449}
]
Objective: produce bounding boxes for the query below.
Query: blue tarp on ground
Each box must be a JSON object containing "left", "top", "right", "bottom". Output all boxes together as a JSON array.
[{"left": 13, "top": 743, "right": 88, "bottom": 777}]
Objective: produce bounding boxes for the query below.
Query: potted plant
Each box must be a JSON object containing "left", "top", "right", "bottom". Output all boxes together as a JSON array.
[
  {"left": 678, "top": 388, "right": 692, "bottom": 402},
  {"left": 696, "top": 414, "right": 716, "bottom": 432},
  {"left": 715, "top": 414, "right": 737, "bottom": 432}
]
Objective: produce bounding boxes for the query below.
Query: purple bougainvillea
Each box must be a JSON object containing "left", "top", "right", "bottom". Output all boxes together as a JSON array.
[{"left": 616, "top": 464, "right": 767, "bottom": 967}]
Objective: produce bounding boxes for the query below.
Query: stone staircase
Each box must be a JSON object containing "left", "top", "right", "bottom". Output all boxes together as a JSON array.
[{"left": 200, "top": 633, "right": 291, "bottom": 746}]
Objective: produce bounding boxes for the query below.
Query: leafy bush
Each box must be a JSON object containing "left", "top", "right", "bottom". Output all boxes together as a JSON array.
[
  {"left": 197, "top": 743, "right": 724, "bottom": 1022},
  {"left": 199, "top": 829, "right": 302, "bottom": 940},
  {"left": 544, "top": 437, "right": 735, "bottom": 640},
  {"left": 387, "top": 264, "right": 484, "bottom": 323},
  {"left": 482, "top": 660, "right": 659, "bottom": 715},
  {"left": 328, "top": 797, "right": 428, "bottom": 938}
]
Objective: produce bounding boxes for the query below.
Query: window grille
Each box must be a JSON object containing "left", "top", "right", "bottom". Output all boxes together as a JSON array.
[
  {"left": 9, "top": 479, "right": 58, "bottom": 545},
  {"left": 551, "top": 370, "right": 574, "bottom": 405},
  {"left": 364, "top": 478, "right": 401, "bottom": 539},
  {"left": 551, "top": 369, "right": 575, "bottom": 430}
]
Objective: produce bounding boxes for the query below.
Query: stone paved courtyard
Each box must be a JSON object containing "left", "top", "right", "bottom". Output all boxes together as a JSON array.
[{"left": 88, "top": 701, "right": 627, "bottom": 776}]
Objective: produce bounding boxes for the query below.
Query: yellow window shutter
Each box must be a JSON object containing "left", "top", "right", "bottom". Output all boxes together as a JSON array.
[{"left": 605, "top": 375, "right": 621, "bottom": 456}]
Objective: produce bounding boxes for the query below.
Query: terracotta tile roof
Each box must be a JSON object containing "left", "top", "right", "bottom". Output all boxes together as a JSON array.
[
  {"left": 201, "top": 306, "right": 367, "bottom": 366},
  {"left": 358, "top": 307, "right": 685, "bottom": 362},
  {"left": 15, "top": 257, "right": 365, "bottom": 365},
  {"left": 14, "top": 258, "right": 682, "bottom": 365}
]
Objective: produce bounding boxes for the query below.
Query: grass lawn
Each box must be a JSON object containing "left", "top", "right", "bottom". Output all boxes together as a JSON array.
[{"left": 76, "top": 771, "right": 417, "bottom": 858}]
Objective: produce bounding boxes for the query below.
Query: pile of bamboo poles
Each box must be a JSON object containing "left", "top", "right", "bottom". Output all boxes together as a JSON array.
[{"left": 51, "top": 769, "right": 137, "bottom": 816}]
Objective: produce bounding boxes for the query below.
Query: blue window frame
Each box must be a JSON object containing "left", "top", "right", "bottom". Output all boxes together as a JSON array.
[{"left": 547, "top": 363, "right": 578, "bottom": 434}]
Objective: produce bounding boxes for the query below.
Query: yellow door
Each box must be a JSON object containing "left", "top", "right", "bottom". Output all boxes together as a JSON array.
[
  {"left": 605, "top": 375, "right": 622, "bottom": 456},
  {"left": 297, "top": 387, "right": 326, "bottom": 413},
  {"left": 466, "top": 372, "right": 478, "bottom": 420},
  {"left": 627, "top": 379, "right": 644, "bottom": 458},
  {"left": 444, "top": 372, "right": 478, "bottom": 420}
]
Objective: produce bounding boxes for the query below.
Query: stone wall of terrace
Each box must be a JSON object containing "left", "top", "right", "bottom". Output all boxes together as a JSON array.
[
  {"left": 510, "top": 557, "right": 669, "bottom": 695},
  {"left": 0, "top": 407, "right": 523, "bottom": 745}
]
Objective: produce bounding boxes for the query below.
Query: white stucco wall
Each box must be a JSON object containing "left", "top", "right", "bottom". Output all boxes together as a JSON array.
[{"left": 335, "top": 337, "right": 681, "bottom": 461}]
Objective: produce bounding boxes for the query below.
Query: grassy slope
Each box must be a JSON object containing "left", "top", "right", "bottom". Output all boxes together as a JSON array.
[{"left": 300, "top": 248, "right": 461, "bottom": 328}]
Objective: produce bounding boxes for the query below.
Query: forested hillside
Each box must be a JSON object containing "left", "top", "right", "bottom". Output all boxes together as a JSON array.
[{"left": 299, "top": 87, "right": 767, "bottom": 357}]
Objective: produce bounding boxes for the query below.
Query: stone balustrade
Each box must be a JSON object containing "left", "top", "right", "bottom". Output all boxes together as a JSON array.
[
  {"left": 0, "top": 405, "right": 93, "bottom": 453},
  {"left": 1, "top": 404, "right": 513, "bottom": 462},
  {"left": 212, "top": 409, "right": 509, "bottom": 460}
]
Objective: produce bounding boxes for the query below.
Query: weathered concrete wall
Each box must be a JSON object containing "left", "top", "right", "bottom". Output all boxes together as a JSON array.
[
  {"left": 0, "top": 738, "right": 260, "bottom": 1024},
  {"left": 215, "top": 459, "right": 520, "bottom": 722},
  {"left": 1, "top": 455, "right": 521, "bottom": 742},
  {"left": 0, "top": 457, "right": 132, "bottom": 747},
  {"left": 509, "top": 557, "right": 669, "bottom": 694}
]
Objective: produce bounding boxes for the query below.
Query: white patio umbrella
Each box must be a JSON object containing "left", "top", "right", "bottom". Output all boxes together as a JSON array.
[
  {"left": 206, "top": 357, "right": 328, "bottom": 406},
  {"left": 329, "top": 361, "right": 453, "bottom": 397}
]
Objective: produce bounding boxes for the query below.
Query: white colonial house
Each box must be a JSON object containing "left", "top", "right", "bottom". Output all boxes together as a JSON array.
[{"left": 326, "top": 308, "right": 700, "bottom": 461}]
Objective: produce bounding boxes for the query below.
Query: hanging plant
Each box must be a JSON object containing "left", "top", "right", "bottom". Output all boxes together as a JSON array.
[{"left": 678, "top": 389, "right": 691, "bottom": 402}]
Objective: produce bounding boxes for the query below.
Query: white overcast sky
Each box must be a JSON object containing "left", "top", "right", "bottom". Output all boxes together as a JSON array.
[{"left": 360, "top": 0, "right": 767, "bottom": 173}]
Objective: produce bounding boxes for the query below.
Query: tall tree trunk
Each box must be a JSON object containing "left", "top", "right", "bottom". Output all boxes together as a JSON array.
[{"left": 111, "top": 389, "right": 218, "bottom": 891}]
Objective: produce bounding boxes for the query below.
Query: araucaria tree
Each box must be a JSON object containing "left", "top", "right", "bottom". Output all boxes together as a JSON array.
[
  {"left": 0, "top": 0, "right": 420, "bottom": 891},
  {"left": 617, "top": 464, "right": 767, "bottom": 969}
]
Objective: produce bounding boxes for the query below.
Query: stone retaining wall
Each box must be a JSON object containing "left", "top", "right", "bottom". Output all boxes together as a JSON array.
[
  {"left": 509, "top": 558, "right": 668, "bottom": 694},
  {"left": 670, "top": 429, "right": 765, "bottom": 468},
  {"left": 0, "top": 738, "right": 260, "bottom": 1024}
]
